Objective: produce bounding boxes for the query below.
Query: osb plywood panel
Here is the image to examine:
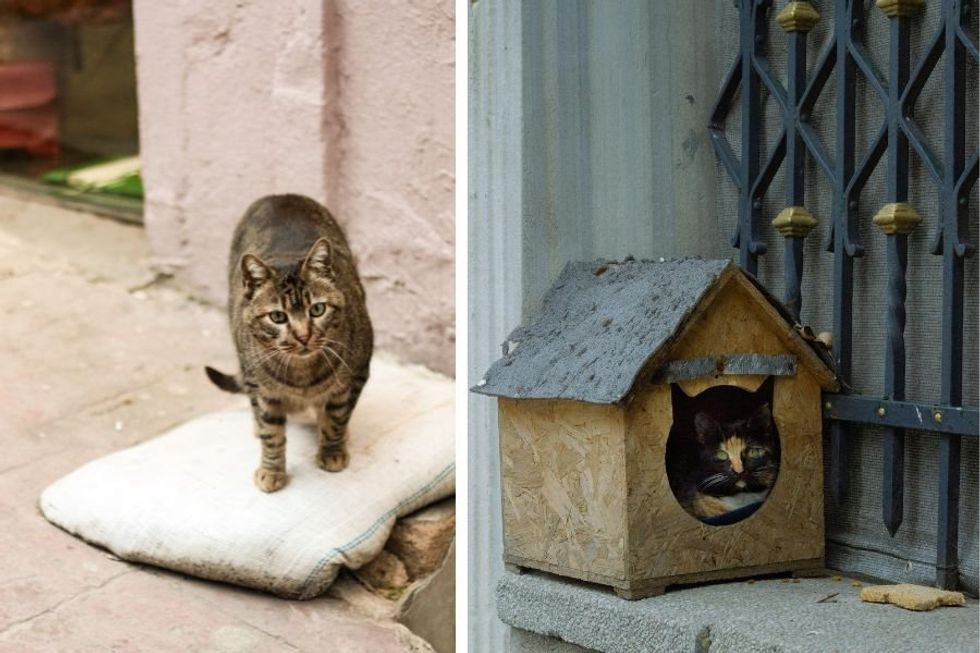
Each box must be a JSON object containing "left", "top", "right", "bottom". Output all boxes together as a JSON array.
[
  {"left": 671, "top": 276, "right": 797, "bottom": 361},
  {"left": 632, "top": 272, "right": 837, "bottom": 393},
  {"left": 498, "top": 398, "right": 629, "bottom": 581},
  {"left": 676, "top": 373, "right": 767, "bottom": 397},
  {"left": 626, "top": 285, "right": 825, "bottom": 583}
]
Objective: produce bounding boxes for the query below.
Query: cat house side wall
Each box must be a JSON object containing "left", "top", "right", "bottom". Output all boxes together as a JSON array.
[
  {"left": 497, "top": 397, "right": 630, "bottom": 586},
  {"left": 625, "top": 281, "right": 825, "bottom": 589}
]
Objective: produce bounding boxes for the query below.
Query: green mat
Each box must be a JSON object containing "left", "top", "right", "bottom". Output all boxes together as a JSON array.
[{"left": 41, "top": 156, "right": 143, "bottom": 199}]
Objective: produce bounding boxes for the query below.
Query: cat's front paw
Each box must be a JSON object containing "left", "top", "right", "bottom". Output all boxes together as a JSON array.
[
  {"left": 317, "top": 450, "right": 349, "bottom": 472},
  {"left": 254, "top": 467, "right": 288, "bottom": 492}
]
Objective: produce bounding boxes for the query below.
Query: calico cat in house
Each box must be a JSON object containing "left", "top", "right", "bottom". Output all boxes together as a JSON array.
[
  {"left": 206, "top": 194, "right": 373, "bottom": 492},
  {"left": 667, "top": 385, "right": 780, "bottom": 523}
]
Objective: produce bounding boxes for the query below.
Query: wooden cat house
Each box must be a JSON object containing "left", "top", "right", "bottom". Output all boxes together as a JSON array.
[{"left": 473, "top": 258, "right": 839, "bottom": 599}]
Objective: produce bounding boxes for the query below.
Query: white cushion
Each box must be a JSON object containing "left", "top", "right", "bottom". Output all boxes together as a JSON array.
[{"left": 39, "top": 358, "right": 454, "bottom": 599}]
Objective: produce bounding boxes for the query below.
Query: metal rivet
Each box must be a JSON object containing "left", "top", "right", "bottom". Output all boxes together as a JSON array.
[
  {"left": 934, "top": 411, "right": 943, "bottom": 423},
  {"left": 877, "top": 406, "right": 886, "bottom": 417},
  {"left": 848, "top": 200, "right": 858, "bottom": 210},
  {"left": 959, "top": 196, "right": 968, "bottom": 206},
  {"left": 753, "top": 198, "right": 763, "bottom": 209},
  {"left": 825, "top": 401, "right": 832, "bottom": 409}
]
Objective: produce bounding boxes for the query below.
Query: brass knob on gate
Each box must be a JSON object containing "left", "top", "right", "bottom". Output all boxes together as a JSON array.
[
  {"left": 773, "top": 206, "right": 818, "bottom": 238},
  {"left": 876, "top": 0, "right": 926, "bottom": 18},
  {"left": 776, "top": 1, "right": 821, "bottom": 32},
  {"left": 873, "top": 203, "right": 922, "bottom": 235}
]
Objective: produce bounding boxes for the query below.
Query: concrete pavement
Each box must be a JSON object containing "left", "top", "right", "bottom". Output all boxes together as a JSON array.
[{"left": 0, "top": 193, "right": 439, "bottom": 652}]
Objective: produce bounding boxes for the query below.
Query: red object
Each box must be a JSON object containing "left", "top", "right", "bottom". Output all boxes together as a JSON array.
[
  {"left": 9, "top": 0, "right": 129, "bottom": 24},
  {"left": 0, "top": 60, "right": 58, "bottom": 157}
]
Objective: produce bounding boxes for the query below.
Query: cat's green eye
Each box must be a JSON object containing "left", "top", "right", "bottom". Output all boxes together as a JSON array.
[
  {"left": 746, "top": 447, "right": 766, "bottom": 459},
  {"left": 310, "top": 302, "right": 327, "bottom": 317},
  {"left": 713, "top": 450, "right": 729, "bottom": 462},
  {"left": 268, "top": 311, "right": 288, "bottom": 324}
]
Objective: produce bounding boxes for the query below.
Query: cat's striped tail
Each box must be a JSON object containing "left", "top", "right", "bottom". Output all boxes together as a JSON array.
[{"left": 204, "top": 366, "right": 243, "bottom": 394}]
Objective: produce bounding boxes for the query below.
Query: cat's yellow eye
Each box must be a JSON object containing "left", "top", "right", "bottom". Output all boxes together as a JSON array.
[
  {"left": 746, "top": 447, "right": 766, "bottom": 459},
  {"left": 713, "top": 450, "right": 729, "bottom": 462},
  {"left": 268, "top": 310, "right": 288, "bottom": 324},
  {"left": 310, "top": 302, "right": 327, "bottom": 317}
]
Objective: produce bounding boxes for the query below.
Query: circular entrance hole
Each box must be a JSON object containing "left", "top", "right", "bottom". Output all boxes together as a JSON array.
[{"left": 665, "top": 380, "right": 781, "bottom": 526}]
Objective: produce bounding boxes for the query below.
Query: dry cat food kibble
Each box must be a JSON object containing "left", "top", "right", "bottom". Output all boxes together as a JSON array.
[{"left": 860, "top": 584, "right": 966, "bottom": 611}]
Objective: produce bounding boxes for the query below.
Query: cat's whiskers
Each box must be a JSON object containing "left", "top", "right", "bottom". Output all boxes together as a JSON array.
[
  {"left": 281, "top": 352, "right": 291, "bottom": 386},
  {"left": 321, "top": 344, "right": 353, "bottom": 376},
  {"left": 270, "top": 349, "right": 288, "bottom": 384},
  {"left": 322, "top": 337, "right": 355, "bottom": 357},
  {"left": 245, "top": 348, "right": 283, "bottom": 374},
  {"left": 318, "top": 349, "right": 338, "bottom": 378},
  {"left": 244, "top": 347, "right": 277, "bottom": 365},
  {"left": 697, "top": 473, "right": 730, "bottom": 492}
]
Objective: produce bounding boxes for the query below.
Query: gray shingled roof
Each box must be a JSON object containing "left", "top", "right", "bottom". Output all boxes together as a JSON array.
[{"left": 472, "top": 258, "right": 735, "bottom": 404}]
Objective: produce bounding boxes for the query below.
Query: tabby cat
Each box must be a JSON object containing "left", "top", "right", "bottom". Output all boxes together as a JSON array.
[
  {"left": 678, "top": 403, "right": 778, "bottom": 521},
  {"left": 206, "top": 194, "right": 373, "bottom": 492}
]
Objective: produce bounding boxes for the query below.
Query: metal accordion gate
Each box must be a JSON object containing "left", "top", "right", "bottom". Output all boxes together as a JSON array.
[{"left": 709, "top": 0, "right": 978, "bottom": 589}]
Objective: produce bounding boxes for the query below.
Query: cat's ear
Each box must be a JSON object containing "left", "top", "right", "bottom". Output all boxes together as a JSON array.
[
  {"left": 694, "top": 412, "right": 722, "bottom": 444},
  {"left": 302, "top": 238, "right": 333, "bottom": 279},
  {"left": 241, "top": 254, "right": 272, "bottom": 295},
  {"left": 747, "top": 403, "right": 773, "bottom": 434}
]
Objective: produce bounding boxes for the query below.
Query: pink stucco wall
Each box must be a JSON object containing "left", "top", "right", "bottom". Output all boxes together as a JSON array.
[{"left": 133, "top": 0, "right": 455, "bottom": 375}]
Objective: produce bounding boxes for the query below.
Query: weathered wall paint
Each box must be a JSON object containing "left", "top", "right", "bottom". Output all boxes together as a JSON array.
[
  {"left": 133, "top": 0, "right": 454, "bottom": 375},
  {"left": 468, "top": 2, "right": 523, "bottom": 651},
  {"left": 469, "top": 2, "right": 728, "bottom": 650},
  {"left": 519, "top": 2, "right": 725, "bottom": 318}
]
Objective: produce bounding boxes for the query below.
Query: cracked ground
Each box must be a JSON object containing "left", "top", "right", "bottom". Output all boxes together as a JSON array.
[{"left": 0, "top": 193, "right": 432, "bottom": 652}]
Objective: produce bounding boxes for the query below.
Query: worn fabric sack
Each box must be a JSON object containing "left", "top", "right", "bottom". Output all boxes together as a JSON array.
[{"left": 39, "top": 358, "right": 454, "bottom": 599}]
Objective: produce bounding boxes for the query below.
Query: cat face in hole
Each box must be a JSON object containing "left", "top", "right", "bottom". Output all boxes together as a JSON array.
[
  {"left": 692, "top": 403, "right": 778, "bottom": 496},
  {"left": 239, "top": 238, "right": 348, "bottom": 359}
]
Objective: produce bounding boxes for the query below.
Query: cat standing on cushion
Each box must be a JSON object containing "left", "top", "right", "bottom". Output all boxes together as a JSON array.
[
  {"left": 206, "top": 194, "right": 373, "bottom": 492},
  {"left": 679, "top": 403, "right": 779, "bottom": 520}
]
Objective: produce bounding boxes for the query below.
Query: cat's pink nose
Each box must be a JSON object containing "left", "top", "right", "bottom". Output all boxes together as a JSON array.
[{"left": 295, "top": 331, "right": 310, "bottom": 345}]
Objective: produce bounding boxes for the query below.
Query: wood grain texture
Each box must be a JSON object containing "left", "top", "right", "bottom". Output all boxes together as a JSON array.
[
  {"left": 498, "top": 398, "right": 629, "bottom": 581},
  {"left": 497, "top": 274, "right": 826, "bottom": 595},
  {"left": 676, "top": 373, "right": 768, "bottom": 397},
  {"left": 626, "top": 281, "right": 825, "bottom": 583},
  {"left": 615, "top": 557, "right": 825, "bottom": 599}
]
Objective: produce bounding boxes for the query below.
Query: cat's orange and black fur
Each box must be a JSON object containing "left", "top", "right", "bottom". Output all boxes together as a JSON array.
[
  {"left": 667, "top": 383, "right": 780, "bottom": 522},
  {"left": 681, "top": 403, "right": 778, "bottom": 519},
  {"left": 206, "top": 194, "right": 373, "bottom": 492}
]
